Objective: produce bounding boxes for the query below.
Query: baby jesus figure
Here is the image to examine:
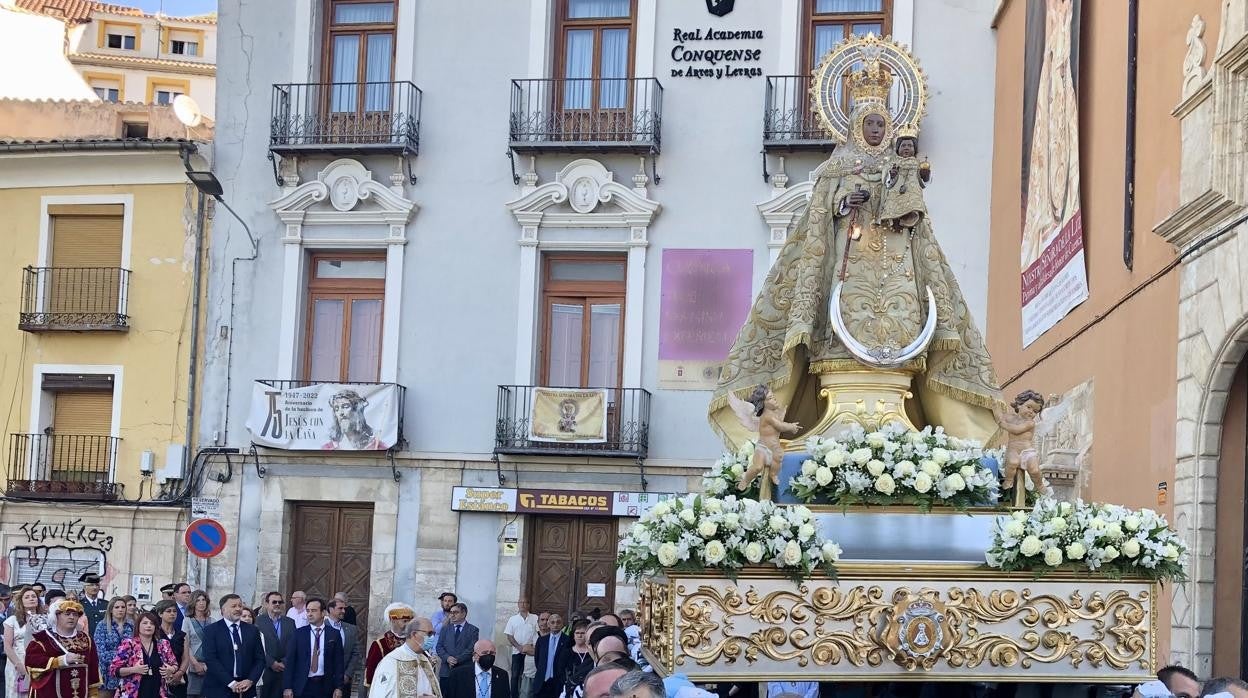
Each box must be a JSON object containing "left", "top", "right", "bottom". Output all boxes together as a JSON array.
[
  {"left": 880, "top": 130, "right": 931, "bottom": 229},
  {"left": 728, "top": 385, "right": 801, "bottom": 500},
  {"left": 992, "top": 389, "right": 1052, "bottom": 507}
]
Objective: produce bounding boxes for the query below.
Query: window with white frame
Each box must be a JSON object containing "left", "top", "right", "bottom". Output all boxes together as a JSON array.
[{"left": 169, "top": 39, "right": 199, "bottom": 56}]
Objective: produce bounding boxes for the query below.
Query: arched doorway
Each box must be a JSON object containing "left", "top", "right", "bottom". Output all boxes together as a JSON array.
[{"left": 1214, "top": 359, "right": 1248, "bottom": 676}]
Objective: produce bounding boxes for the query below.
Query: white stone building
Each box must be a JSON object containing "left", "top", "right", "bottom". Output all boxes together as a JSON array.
[{"left": 202, "top": 0, "right": 1001, "bottom": 641}]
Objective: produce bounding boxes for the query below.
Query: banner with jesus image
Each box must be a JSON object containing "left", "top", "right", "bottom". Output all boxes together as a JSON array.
[{"left": 246, "top": 381, "right": 399, "bottom": 451}]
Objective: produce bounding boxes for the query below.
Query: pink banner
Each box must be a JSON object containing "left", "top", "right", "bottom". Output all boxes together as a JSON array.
[{"left": 658, "top": 249, "right": 753, "bottom": 389}]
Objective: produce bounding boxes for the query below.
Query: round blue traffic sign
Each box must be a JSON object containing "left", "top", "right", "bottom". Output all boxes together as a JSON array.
[{"left": 184, "top": 519, "right": 228, "bottom": 559}]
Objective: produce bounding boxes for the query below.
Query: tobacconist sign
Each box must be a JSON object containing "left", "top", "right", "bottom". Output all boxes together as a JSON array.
[{"left": 451, "top": 487, "right": 675, "bottom": 517}]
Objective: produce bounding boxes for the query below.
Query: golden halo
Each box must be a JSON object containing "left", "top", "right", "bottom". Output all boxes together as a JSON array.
[{"left": 809, "top": 33, "right": 928, "bottom": 143}]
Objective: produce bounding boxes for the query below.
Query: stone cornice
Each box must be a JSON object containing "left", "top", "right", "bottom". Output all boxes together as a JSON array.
[{"left": 1153, "top": 188, "right": 1244, "bottom": 249}]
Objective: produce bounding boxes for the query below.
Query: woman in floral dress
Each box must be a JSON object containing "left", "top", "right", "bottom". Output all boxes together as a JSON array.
[
  {"left": 2, "top": 587, "right": 45, "bottom": 698},
  {"left": 96, "top": 597, "right": 135, "bottom": 698},
  {"left": 110, "top": 612, "right": 178, "bottom": 698}
]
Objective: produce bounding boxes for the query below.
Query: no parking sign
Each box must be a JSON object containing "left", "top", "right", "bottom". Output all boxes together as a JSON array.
[{"left": 184, "top": 519, "right": 228, "bottom": 559}]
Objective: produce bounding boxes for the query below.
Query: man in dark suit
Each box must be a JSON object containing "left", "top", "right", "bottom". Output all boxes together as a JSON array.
[
  {"left": 533, "top": 613, "right": 569, "bottom": 698},
  {"left": 282, "top": 598, "right": 344, "bottom": 698},
  {"left": 78, "top": 573, "right": 107, "bottom": 636},
  {"left": 173, "top": 583, "right": 193, "bottom": 631},
  {"left": 325, "top": 598, "right": 361, "bottom": 690},
  {"left": 445, "top": 640, "right": 509, "bottom": 698},
  {"left": 255, "top": 591, "right": 296, "bottom": 698},
  {"left": 202, "top": 594, "right": 267, "bottom": 698},
  {"left": 435, "top": 602, "right": 479, "bottom": 697}
]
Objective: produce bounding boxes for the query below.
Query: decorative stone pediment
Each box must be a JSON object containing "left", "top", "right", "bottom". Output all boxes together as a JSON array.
[
  {"left": 756, "top": 158, "right": 834, "bottom": 255},
  {"left": 269, "top": 159, "right": 418, "bottom": 235},
  {"left": 505, "top": 158, "right": 660, "bottom": 234}
]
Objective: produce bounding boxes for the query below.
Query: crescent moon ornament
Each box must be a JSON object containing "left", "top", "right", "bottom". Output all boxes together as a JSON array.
[{"left": 829, "top": 282, "right": 938, "bottom": 368}]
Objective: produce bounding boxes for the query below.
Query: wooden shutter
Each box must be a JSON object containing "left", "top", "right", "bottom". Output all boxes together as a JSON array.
[
  {"left": 53, "top": 391, "right": 113, "bottom": 435},
  {"left": 50, "top": 208, "right": 123, "bottom": 268}
]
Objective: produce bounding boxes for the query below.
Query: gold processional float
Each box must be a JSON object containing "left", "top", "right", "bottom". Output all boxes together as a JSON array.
[{"left": 621, "top": 34, "right": 1185, "bottom": 686}]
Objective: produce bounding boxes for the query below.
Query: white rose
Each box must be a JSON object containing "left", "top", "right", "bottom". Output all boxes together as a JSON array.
[
  {"left": 1065, "top": 542, "right": 1086, "bottom": 560},
  {"left": 769, "top": 515, "right": 789, "bottom": 532},
  {"left": 704, "top": 478, "right": 725, "bottom": 496},
  {"left": 1102, "top": 545, "right": 1120, "bottom": 560},
  {"left": 736, "top": 442, "right": 755, "bottom": 460},
  {"left": 959, "top": 465, "right": 977, "bottom": 479},
  {"left": 907, "top": 432, "right": 925, "bottom": 445},
  {"left": 657, "top": 542, "right": 679, "bottom": 566},
  {"left": 744, "top": 541, "right": 765, "bottom": 563},
  {"left": 652, "top": 502, "right": 670, "bottom": 517},
  {"left": 913, "top": 472, "right": 934, "bottom": 494},
  {"left": 1124, "top": 515, "right": 1142, "bottom": 532},
  {"left": 1122, "top": 540, "right": 1141, "bottom": 558},
  {"left": 704, "top": 499, "right": 722, "bottom": 514},
  {"left": 678, "top": 508, "right": 697, "bottom": 525},
  {"left": 631, "top": 526, "right": 652, "bottom": 547},
  {"left": 1105, "top": 524, "right": 1124, "bottom": 540},
  {"left": 814, "top": 467, "right": 834, "bottom": 487},
  {"left": 931, "top": 448, "right": 951, "bottom": 465},
  {"left": 798, "top": 523, "right": 816, "bottom": 541},
  {"left": 1059, "top": 501, "right": 1073, "bottom": 515},
  {"left": 1089, "top": 517, "right": 1105, "bottom": 531},
  {"left": 697, "top": 520, "right": 718, "bottom": 538},
  {"left": 852, "top": 448, "right": 873, "bottom": 465},
  {"left": 723, "top": 513, "right": 740, "bottom": 529},
  {"left": 801, "top": 460, "right": 818, "bottom": 477},
  {"left": 730, "top": 463, "right": 745, "bottom": 477},
  {"left": 782, "top": 540, "right": 803, "bottom": 566},
  {"left": 920, "top": 460, "right": 941, "bottom": 477},
  {"left": 941, "top": 473, "right": 966, "bottom": 492},
  {"left": 874, "top": 473, "right": 896, "bottom": 495},
  {"left": 867, "top": 433, "right": 886, "bottom": 448},
  {"left": 1162, "top": 544, "right": 1180, "bottom": 560},
  {"left": 703, "top": 540, "right": 727, "bottom": 564},
  {"left": 1011, "top": 511, "right": 1028, "bottom": 521},
  {"left": 821, "top": 541, "right": 842, "bottom": 562},
  {"left": 894, "top": 460, "right": 916, "bottom": 477},
  {"left": 826, "top": 450, "right": 847, "bottom": 467},
  {"left": 1019, "top": 535, "right": 1043, "bottom": 556},
  {"left": 866, "top": 460, "right": 887, "bottom": 477},
  {"left": 1043, "top": 547, "right": 1063, "bottom": 566},
  {"left": 1003, "top": 520, "right": 1025, "bottom": 538},
  {"left": 1049, "top": 516, "right": 1067, "bottom": 533}
]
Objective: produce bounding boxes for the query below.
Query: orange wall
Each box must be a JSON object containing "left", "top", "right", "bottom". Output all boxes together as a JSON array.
[{"left": 987, "top": 0, "right": 1221, "bottom": 658}]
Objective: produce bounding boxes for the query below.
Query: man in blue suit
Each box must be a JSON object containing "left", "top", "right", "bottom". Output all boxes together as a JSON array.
[
  {"left": 202, "top": 594, "right": 267, "bottom": 698},
  {"left": 283, "top": 598, "right": 344, "bottom": 698},
  {"left": 436, "top": 602, "right": 479, "bottom": 698}
]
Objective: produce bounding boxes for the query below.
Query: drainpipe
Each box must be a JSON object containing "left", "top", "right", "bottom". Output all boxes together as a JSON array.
[
  {"left": 1122, "top": 0, "right": 1139, "bottom": 271},
  {"left": 184, "top": 189, "right": 206, "bottom": 476}
]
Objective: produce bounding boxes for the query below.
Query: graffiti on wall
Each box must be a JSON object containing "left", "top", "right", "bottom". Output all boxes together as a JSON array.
[
  {"left": 20, "top": 518, "right": 114, "bottom": 552},
  {"left": 5, "top": 518, "right": 116, "bottom": 591}
]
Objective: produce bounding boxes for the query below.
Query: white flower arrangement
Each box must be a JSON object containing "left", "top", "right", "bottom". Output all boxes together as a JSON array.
[
  {"left": 617, "top": 494, "right": 841, "bottom": 583},
  {"left": 701, "top": 441, "right": 760, "bottom": 499},
  {"left": 788, "top": 422, "right": 1000, "bottom": 510},
  {"left": 985, "top": 498, "right": 1189, "bottom": 583}
]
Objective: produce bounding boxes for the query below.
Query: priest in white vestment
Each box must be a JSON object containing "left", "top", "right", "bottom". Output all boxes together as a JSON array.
[{"left": 371, "top": 617, "right": 441, "bottom": 698}]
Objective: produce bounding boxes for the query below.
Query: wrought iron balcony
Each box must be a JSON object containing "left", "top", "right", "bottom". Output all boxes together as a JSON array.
[
  {"left": 509, "top": 78, "right": 662, "bottom": 153},
  {"left": 269, "top": 81, "right": 422, "bottom": 156},
  {"left": 19, "top": 267, "right": 130, "bottom": 331},
  {"left": 254, "top": 380, "right": 407, "bottom": 451},
  {"left": 494, "top": 385, "right": 650, "bottom": 459},
  {"left": 7, "top": 433, "right": 120, "bottom": 501},
  {"left": 764, "top": 75, "right": 837, "bottom": 150}
]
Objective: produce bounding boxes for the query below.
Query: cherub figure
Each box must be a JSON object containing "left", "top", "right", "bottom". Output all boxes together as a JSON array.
[
  {"left": 727, "top": 385, "right": 801, "bottom": 499},
  {"left": 992, "top": 389, "right": 1067, "bottom": 505}
]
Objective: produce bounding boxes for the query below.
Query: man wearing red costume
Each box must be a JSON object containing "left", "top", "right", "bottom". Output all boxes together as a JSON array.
[
  {"left": 364, "top": 604, "right": 414, "bottom": 688},
  {"left": 25, "top": 599, "right": 101, "bottom": 698}
]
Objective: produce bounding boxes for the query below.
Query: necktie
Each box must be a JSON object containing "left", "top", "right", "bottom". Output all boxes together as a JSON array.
[
  {"left": 310, "top": 627, "right": 322, "bottom": 675},
  {"left": 477, "top": 672, "right": 489, "bottom": 698},
  {"left": 545, "top": 636, "right": 556, "bottom": 680},
  {"left": 231, "top": 624, "right": 242, "bottom": 678},
  {"left": 455, "top": 625, "right": 461, "bottom": 639},
  {"left": 275, "top": 620, "right": 282, "bottom": 641}
]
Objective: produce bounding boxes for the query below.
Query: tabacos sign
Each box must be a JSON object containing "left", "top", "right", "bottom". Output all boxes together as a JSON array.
[{"left": 518, "top": 489, "right": 611, "bottom": 515}]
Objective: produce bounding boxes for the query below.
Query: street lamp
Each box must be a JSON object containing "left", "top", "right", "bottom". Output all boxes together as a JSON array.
[{"left": 185, "top": 170, "right": 253, "bottom": 245}]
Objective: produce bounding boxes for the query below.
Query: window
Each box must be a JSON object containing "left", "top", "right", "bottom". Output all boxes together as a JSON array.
[
  {"left": 154, "top": 89, "right": 182, "bottom": 105},
  {"left": 93, "top": 86, "right": 119, "bottom": 102},
  {"left": 555, "top": 0, "right": 635, "bottom": 110},
  {"left": 303, "top": 253, "right": 386, "bottom": 383},
  {"left": 540, "top": 255, "right": 625, "bottom": 389},
  {"left": 805, "top": 0, "right": 891, "bottom": 71},
  {"left": 46, "top": 204, "right": 124, "bottom": 315},
  {"left": 99, "top": 22, "right": 140, "bottom": 51},
  {"left": 85, "top": 73, "right": 124, "bottom": 102},
  {"left": 324, "top": 0, "right": 397, "bottom": 113},
  {"left": 106, "top": 33, "right": 136, "bottom": 50},
  {"left": 122, "top": 121, "right": 148, "bottom": 138},
  {"left": 44, "top": 380, "right": 115, "bottom": 484},
  {"left": 169, "top": 39, "right": 199, "bottom": 56},
  {"left": 146, "top": 78, "right": 190, "bottom": 106}
]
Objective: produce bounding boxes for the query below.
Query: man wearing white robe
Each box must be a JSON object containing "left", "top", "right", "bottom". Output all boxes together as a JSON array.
[{"left": 371, "top": 618, "right": 440, "bottom": 698}]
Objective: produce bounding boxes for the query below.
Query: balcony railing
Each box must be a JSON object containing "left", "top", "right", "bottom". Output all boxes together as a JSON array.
[
  {"left": 7, "top": 433, "right": 120, "bottom": 501},
  {"left": 19, "top": 267, "right": 130, "bottom": 331},
  {"left": 270, "top": 81, "right": 422, "bottom": 156},
  {"left": 494, "top": 386, "right": 650, "bottom": 459},
  {"left": 255, "top": 380, "right": 407, "bottom": 450},
  {"left": 764, "top": 75, "right": 836, "bottom": 149},
  {"left": 509, "top": 78, "right": 662, "bottom": 153}
]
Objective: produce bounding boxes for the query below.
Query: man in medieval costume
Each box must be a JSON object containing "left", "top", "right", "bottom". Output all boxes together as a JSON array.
[
  {"left": 369, "top": 618, "right": 440, "bottom": 698},
  {"left": 365, "top": 603, "right": 415, "bottom": 688},
  {"left": 25, "top": 599, "right": 101, "bottom": 698}
]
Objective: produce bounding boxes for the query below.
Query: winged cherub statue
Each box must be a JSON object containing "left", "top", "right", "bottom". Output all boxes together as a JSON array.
[
  {"left": 992, "top": 390, "right": 1069, "bottom": 507},
  {"left": 727, "top": 385, "right": 801, "bottom": 500}
]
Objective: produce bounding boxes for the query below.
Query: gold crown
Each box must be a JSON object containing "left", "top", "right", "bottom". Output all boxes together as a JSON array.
[
  {"left": 895, "top": 124, "right": 918, "bottom": 139},
  {"left": 848, "top": 58, "right": 892, "bottom": 106}
]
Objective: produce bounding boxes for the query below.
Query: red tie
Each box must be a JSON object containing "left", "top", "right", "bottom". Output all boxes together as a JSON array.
[{"left": 310, "top": 628, "right": 322, "bottom": 675}]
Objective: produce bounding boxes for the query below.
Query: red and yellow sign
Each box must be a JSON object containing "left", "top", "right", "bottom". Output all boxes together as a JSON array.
[{"left": 517, "top": 489, "right": 611, "bottom": 515}]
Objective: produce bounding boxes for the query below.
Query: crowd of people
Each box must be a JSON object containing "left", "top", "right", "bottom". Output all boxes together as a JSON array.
[{"left": 0, "top": 578, "right": 1239, "bottom": 698}]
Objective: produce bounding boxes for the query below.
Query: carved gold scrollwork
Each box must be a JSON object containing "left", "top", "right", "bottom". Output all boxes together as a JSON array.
[
  {"left": 670, "top": 580, "right": 1153, "bottom": 674},
  {"left": 640, "top": 579, "right": 676, "bottom": 671}
]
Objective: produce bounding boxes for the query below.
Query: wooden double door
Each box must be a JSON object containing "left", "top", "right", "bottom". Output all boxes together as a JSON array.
[
  {"left": 291, "top": 503, "right": 374, "bottom": 630},
  {"left": 526, "top": 516, "right": 617, "bottom": 619}
]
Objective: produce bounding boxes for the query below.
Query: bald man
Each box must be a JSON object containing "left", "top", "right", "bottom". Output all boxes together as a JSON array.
[{"left": 445, "top": 640, "right": 510, "bottom": 698}]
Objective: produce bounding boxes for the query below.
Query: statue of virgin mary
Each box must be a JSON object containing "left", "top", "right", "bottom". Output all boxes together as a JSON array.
[{"left": 709, "top": 36, "right": 1002, "bottom": 449}]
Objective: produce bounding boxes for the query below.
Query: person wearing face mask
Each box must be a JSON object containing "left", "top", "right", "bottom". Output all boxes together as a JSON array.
[
  {"left": 368, "top": 618, "right": 439, "bottom": 698},
  {"left": 444, "top": 641, "right": 508, "bottom": 698}
]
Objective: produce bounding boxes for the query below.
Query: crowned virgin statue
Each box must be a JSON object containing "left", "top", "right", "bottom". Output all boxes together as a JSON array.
[{"left": 709, "top": 35, "right": 1002, "bottom": 449}]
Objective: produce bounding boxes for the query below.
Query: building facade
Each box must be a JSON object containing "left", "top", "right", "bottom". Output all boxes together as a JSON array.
[
  {"left": 205, "top": 0, "right": 1001, "bottom": 640},
  {"left": 985, "top": 0, "right": 1228, "bottom": 671},
  {"left": 0, "top": 100, "right": 211, "bottom": 601},
  {"left": 12, "top": 0, "right": 217, "bottom": 118}
]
